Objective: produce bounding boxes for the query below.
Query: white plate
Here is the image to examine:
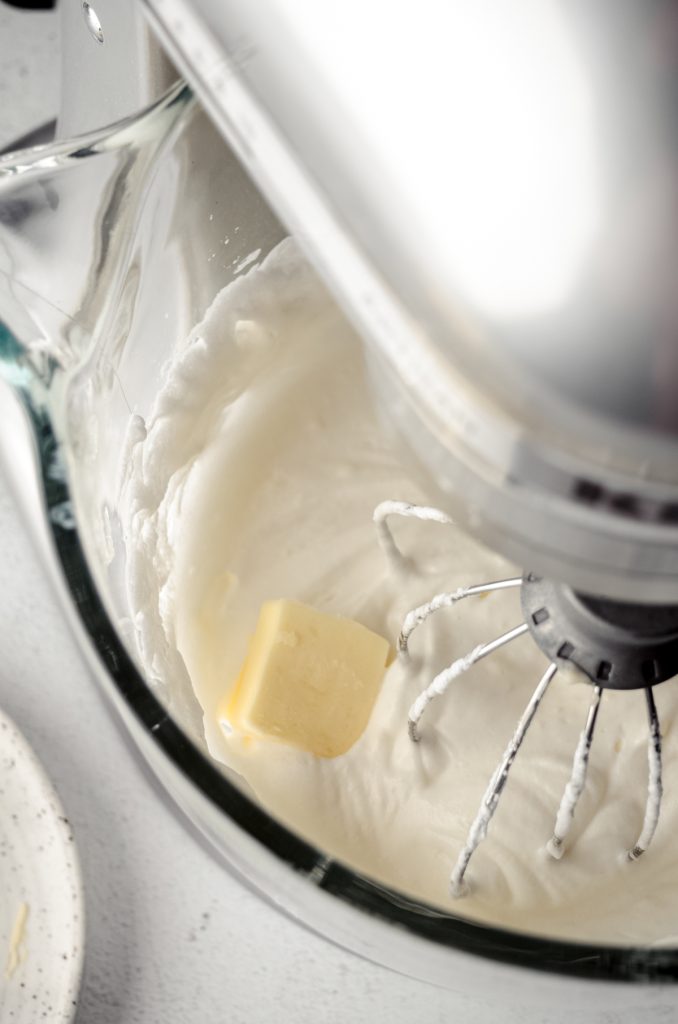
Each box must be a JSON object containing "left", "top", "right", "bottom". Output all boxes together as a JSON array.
[{"left": 0, "top": 707, "right": 84, "bottom": 1021}]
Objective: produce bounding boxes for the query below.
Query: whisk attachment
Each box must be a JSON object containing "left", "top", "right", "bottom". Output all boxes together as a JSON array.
[
  {"left": 374, "top": 499, "right": 678, "bottom": 896},
  {"left": 398, "top": 578, "right": 522, "bottom": 659},
  {"left": 628, "top": 687, "right": 663, "bottom": 861},
  {"left": 522, "top": 574, "right": 674, "bottom": 862},
  {"left": 407, "top": 623, "right": 529, "bottom": 742},
  {"left": 546, "top": 686, "right": 603, "bottom": 860},
  {"left": 450, "top": 662, "right": 558, "bottom": 896}
]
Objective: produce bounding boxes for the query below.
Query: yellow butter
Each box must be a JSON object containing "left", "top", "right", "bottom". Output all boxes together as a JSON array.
[{"left": 222, "top": 599, "right": 392, "bottom": 758}]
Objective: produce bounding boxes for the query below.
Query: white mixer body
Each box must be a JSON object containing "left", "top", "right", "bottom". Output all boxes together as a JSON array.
[{"left": 137, "top": 0, "right": 678, "bottom": 605}]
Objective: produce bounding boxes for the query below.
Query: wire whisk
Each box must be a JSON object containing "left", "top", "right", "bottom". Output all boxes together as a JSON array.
[{"left": 374, "top": 500, "right": 665, "bottom": 896}]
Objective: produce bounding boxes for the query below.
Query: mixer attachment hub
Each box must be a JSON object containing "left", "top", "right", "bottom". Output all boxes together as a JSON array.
[{"left": 521, "top": 574, "right": 678, "bottom": 691}]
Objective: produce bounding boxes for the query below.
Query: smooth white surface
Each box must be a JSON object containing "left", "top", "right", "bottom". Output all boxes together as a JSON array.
[{"left": 0, "top": 706, "right": 83, "bottom": 1022}]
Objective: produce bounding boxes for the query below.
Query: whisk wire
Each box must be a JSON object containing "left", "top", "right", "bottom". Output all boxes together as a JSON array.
[
  {"left": 546, "top": 685, "right": 603, "bottom": 860},
  {"left": 373, "top": 500, "right": 452, "bottom": 563},
  {"left": 450, "top": 662, "right": 558, "bottom": 897},
  {"left": 407, "top": 623, "right": 529, "bottom": 742},
  {"left": 628, "top": 687, "right": 663, "bottom": 861},
  {"left": 399, "top": 578, "right": 522, "bottom": 658}
]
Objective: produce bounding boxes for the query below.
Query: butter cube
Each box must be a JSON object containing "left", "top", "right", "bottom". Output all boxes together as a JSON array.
[{"left": 222, "top": 599, "right": 392, "bottom": 757}]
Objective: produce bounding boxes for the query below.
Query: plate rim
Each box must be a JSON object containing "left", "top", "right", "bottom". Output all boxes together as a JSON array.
[{"left": 0, "top": 704, "right": 85, "bottom": 1022}]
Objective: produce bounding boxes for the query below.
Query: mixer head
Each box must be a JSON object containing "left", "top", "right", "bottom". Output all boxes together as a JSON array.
[
  {"left": 138, "top": 0, "right": 678, "bottom": 613},
  {"left": 375, "top": 501, "right": 675, "bottom": 896}
]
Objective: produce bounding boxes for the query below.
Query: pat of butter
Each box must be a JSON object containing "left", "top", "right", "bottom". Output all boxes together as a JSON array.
[{"left": 222, "top": 599, "right": 393, "bottom": 758}]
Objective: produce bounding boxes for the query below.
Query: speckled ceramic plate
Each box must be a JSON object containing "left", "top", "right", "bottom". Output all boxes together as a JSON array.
[{"left": 0, "top": 707, "right": 84, "bottom": 1022}]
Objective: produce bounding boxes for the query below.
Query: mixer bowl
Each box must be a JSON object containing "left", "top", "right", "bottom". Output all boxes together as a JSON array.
[{"left": 1, "top": 83, "right": 677, "bottom": 1019}]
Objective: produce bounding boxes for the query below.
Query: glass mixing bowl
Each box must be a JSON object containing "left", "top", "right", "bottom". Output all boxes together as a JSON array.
[{"left": 1, "top": 83, "right": 677, "bottom": 1020}]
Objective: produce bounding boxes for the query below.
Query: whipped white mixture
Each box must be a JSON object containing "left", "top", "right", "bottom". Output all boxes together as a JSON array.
[{"left": 123, "top": 239, "right": 678, "bottom": 945}]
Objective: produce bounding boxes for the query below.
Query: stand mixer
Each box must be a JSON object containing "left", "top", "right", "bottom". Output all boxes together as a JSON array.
[
  {"left": 136, "top": 0, "right": 678, "bottom": 893},
  {"left": 2, "top": 0, "right": 678, "bottom": 1015}
]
